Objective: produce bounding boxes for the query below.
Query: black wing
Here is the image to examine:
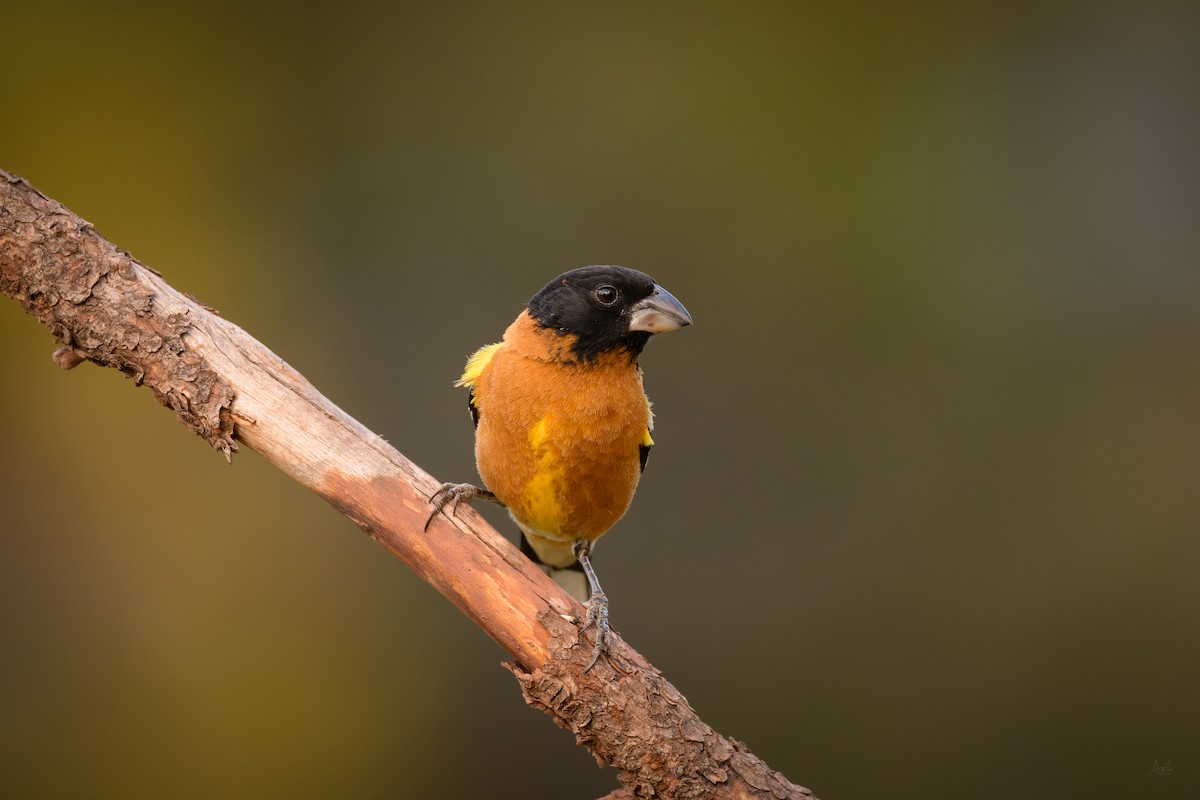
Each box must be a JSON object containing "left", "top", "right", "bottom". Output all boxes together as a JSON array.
[{"left": 468, "top": 387, "right": 480, "bottom": 429}]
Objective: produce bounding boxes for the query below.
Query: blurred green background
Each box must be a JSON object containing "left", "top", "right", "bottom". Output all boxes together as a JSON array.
[{"left": 3, "top": 2, "right": 1198, "bottom": 798}]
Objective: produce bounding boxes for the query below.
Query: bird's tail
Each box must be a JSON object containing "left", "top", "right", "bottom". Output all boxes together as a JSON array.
[{"left": 520, "top": 533, "right": 589, "bottom": 602}]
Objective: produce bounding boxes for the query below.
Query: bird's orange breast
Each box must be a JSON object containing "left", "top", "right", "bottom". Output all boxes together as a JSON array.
[{"left": 468, "top": 312, "right": 651, "bottom": 567}]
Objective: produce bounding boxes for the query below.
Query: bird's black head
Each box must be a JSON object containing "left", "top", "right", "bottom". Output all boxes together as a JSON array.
[{"left": 527, "top": 265, "right": 692, "bottom": 362}]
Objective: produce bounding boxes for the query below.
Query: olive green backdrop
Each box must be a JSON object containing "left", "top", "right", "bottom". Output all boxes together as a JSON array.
[{"left": 3, "top": 3, "right": 1198, "bottom": 798}]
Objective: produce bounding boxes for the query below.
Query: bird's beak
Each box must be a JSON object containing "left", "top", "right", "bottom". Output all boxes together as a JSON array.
[{"left": 628, "top": 284, "right": 693, "bottom": 334}]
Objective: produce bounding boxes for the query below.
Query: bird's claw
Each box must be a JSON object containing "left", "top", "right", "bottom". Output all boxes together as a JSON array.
[
  {"left": 580, "top": 590, "right": 610, "bottom": 672},
  {"left": 424, "top": 483, "right": 496, "bottom": 531}
]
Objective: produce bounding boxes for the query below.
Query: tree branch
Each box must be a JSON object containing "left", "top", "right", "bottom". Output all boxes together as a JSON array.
[{"left": 0, "top": 169, "right": 814, "bottom": 800}]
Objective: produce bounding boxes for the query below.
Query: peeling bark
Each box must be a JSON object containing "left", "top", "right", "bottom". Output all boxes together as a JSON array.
[
  {"left": 0, "top": 174, "right": 237, "bottom": 459},
  {"left": 510, "top": 611, "right": 810, "bottom": 799},
  {"left": 0, "top": 169, "right": 816, "bottom": 800}
]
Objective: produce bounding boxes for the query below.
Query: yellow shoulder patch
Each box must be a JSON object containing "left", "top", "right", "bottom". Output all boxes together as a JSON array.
[
  {"left": 455, "top": 342, "right": 503, "bottom": 389},
  {"left": 642, "top": 428, "right": 654, "bottom": 447}
]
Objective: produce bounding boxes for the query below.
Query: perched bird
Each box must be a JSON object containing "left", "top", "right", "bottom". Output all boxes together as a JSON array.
[{"left": 427, "top": 265, "right": 691, "bottom": 670}]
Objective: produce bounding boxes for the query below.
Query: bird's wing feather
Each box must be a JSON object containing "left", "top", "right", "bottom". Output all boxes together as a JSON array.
[
  {"left": 640, "top": 396, "right": 654, "bottom": 472},
  {"left": 456, "top": 342, "right": 504, "bottom": 429}
]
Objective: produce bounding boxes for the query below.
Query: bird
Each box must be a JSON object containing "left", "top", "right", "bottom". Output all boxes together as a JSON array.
[{"left": 426, "top": 265, "right": 691, "bottom": 670}]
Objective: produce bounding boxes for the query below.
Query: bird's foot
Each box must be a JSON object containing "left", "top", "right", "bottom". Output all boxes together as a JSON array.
[
  {"left": 579, "top": 589, "right": 609, "bottom": 672},
  {"left": 424, "top": 483, "right": 499, "bottom": 531}
]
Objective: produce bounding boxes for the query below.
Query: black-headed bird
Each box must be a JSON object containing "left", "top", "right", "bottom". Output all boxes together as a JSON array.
[{"left": 427, "top": 266, "right": 691, "bottom": 670}]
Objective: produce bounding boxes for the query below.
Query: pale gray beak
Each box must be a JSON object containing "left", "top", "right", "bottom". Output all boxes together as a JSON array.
[{"left": 628, "top": 284, "right": 692, "bottom": 334}]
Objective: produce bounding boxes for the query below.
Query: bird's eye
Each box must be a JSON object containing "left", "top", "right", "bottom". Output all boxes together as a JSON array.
[{"left": 594, "top": 285, "right": 619, "bottom": 305}]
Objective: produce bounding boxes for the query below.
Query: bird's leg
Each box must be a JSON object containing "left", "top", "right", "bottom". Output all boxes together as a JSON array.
[
  {"left": 424, "top": 483, "right": 502, "bottom": 531},
  {"left": 574, "top": 539, "right": 609, "bottom": 672}
]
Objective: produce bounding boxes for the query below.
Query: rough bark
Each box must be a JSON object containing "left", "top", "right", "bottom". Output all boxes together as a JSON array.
[{"left": 0, "top": 169, "right": 815, "bottom": 800}]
